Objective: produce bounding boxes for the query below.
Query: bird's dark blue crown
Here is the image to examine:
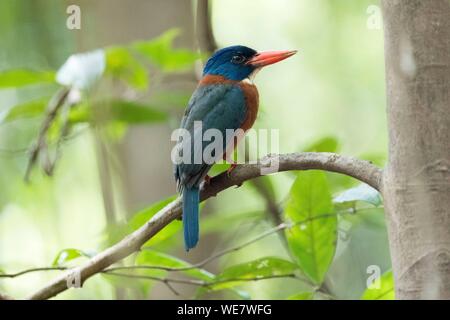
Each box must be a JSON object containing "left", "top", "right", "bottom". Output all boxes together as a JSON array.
[{"left": 203, "top": 45, "right": 258, "bottom": 81}]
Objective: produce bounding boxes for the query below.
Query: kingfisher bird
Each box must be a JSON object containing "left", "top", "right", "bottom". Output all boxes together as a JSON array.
[{"left": 174, "top": 45, "right": 296, "bottom": 251}]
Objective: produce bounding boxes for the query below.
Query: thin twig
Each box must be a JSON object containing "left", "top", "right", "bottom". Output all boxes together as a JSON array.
[
  {"left": 44, "top": 100, "right": 72, "bottom": 176},
  {"left": 24, "top": 87, "right": 70, "bottom": 182},
  {"left": 103, "top": 271, "right": 299, "bottom": 288},
  {"left": 0, "top": 267, "right": 66, "bottom": 278}
]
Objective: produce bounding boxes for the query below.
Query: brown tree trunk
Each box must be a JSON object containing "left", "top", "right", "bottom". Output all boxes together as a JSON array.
[{"left": 381, "top": 0, "right": 450, "bottom": 299}]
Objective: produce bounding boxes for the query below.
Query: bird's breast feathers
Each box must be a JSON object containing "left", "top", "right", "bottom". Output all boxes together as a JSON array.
[{"left": 199, "top": 75, "right": 259, "bottom": 131}]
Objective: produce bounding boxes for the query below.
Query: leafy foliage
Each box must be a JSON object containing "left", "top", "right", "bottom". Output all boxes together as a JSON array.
[
  {"left": 128, "top": 195, "right": 181, "bottom": 247},
  {"left": 334, "top": 183, "right": 382, "bottom": 207},
  {"left": 1, "top": 97, "right": 50, "bottom": 123},
  {"left": 361, "top": 270, "right": 395, "bottom": 300},
  {"left": 52, "top": 248, "right": 91, "bottom": 266},
  {"left": 69, "top": 100, "right": 168, "bottom": 124},
  {"left": 284, "top": 171, "right": 337, "bottom": 284},
  {"left": 0, "top": 69, "right": 55, "bottom": 88},
  {"left": 133, "top": 29, "right": 200, "bottom": 72},
  {"left": 210, "top": 257, "right": 298, "bottom": 290},
  {"left": 105, "top": 47, "right": 148, "bottom": 90},
  {"left": 287, "top": 292, "right": 314, "bottom": 300},
  {"left": 0, "top": 23, "right": 391, "bottom": 300},
  {"left": 136, "top": 250, "right": 213, "bottom": 281}
]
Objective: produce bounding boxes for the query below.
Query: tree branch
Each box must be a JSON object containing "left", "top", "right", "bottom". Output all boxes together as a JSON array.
[
  {"left": 24, "top": 87, "right": 70, "bottom": 182},
  {"left": 196, "top": 0, "right": 217, "bottom": 53},
  {"left": 27, "top": 152, "right": 381, "bottom": 300}
]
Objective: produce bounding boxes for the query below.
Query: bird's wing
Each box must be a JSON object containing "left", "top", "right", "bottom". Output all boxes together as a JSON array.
[{"left": 174, "top": 83, "right": 247, "bottom": 189}]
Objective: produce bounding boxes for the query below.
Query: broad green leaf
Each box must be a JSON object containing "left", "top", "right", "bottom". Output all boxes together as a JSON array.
[
  {"left": 1, "top": 97, "right": 49, "bottom": 122},
  {"left": 136, "top": 250, "right": 213, "bottom": 281},
  {"left": 0, "top": 69, "right": 55, "bottom": 88},
  {"left": 287, "top": 292, "right": 314, "bottom": 300},
  {"left": 129, "top": 195, "right": 180, "bottom": 246},
  {"left": 105, "top": 100, "right": 167, "bottom": 124},
  {"left": 334, "top": 183, "right": 382, "bottom": 207},
  {"left": 133, "top": 29, "right": 199, "bottom": 72},
  {"left": 52, "top": 248, "right": 90, "bottom": 266},
  {"left": 304, "top": 136, "right": 339, "bottom": 153},
  {"left": 208, "top": 163, "right": 231, "bottom": 176},
  {"left": 56, "top": 50, "right": 105, "bottom": 90},
  {"left": 129, "top": 195, "right": 177, "bottom": 230},
  {"left": 361, "top": 270, "right": 395, "bottom": 300},
  {"left": 210, "top": 257, "right": 298, "bottom": 290},
  {"left": 69, "top": 100, "right": 168, "bottom": 124},
  {"left": 284, "top": 171, "right": 337, "bottom": 284},
  {"left": 105, "top": 47, "right": 148, "bottom": 90}
]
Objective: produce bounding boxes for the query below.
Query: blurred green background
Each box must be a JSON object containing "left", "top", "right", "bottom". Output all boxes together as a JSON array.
[{"left": 0, "top": 0, "right": 391, "bottom": 299}]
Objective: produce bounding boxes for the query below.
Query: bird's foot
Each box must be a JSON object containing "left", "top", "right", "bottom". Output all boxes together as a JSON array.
[{"left": 226, "top": 163, "right": 237, "bottom": 177}]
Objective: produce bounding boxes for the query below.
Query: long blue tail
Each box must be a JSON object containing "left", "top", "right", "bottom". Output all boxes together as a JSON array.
[{"left": 182, "top": 187, "right": 200, "bottom": 251}]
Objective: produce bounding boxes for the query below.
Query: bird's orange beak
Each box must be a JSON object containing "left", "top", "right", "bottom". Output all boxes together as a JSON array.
[{"left": 246, "top": 50, "right": 297, "bottom": 67}]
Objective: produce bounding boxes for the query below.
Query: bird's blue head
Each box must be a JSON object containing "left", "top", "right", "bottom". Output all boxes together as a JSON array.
[{"left": 203, "top": 45, "right": 297, "bottom": 81}]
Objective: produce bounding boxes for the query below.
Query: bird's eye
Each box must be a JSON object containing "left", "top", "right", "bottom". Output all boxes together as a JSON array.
[{"left": 231, "top": 55, "right": 246, "bottom": 64}]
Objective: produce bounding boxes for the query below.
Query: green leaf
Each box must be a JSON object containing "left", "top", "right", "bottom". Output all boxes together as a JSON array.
[
  {"left": 52, "top": 248, "right": 90, "bottom": 266},
  {"left": 284, "top": 171, "right": 337, "bottom": 284},
  {"left": 361, "top": 270, "right": 395, "bottom": 300},
  {"left": 129, "top": 195, "right": 177, "bottom": 230},
  {"left": 287, "top": 292, "right": 314, "bottom": 300},
  {"left": 133, "top": 29, "right": 199, "bottom": 72},
  {"left": 129, "top": 195, "right": 180, "bottom": 246},
  {"left": 208, "top": 163, "right": 231, "bottom": 176},
  {"left": 56, "top": 50, "right": 105, "bottom": 90},
  {"left": 135, "top": 250, "right": 250, "bottom": 300},
  {"left": 304, "top": 136, "right": 339, "bottom": 153},
  {"left": 105, "top": 47, "right": 148, "bottom": 90},
  {"left": 105, "top": 100, "right": 168, "bottom": 124},
  {"left": 69, "top": 100, "right": 168, "bottom": 124},
  {"left": 0, "top": 69, "right": 55, "bottom": 88},
  {"left": 210, "top": 257, "right": 298, "bottom": 290},
  {"left": 2, "top": 97, "right": 49, "bottom": 122},
  {"left": 334, "top": 183, "right": 382, "bottom": 207},
  {"left": 136, "top": 250, "right": 213, "bottom": 281}
]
